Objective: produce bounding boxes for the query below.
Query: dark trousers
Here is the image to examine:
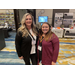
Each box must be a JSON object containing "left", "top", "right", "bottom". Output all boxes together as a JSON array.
[
  {"left": 23, "top": 54, "right": 37, "bottom": 65},
  {"left": 39, "top": 51, "right": 42, "bottom": 62}
]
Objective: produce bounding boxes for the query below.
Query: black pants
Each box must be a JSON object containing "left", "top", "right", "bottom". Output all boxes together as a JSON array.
[
  {"left": 23, "top": 54, "right": 37, "bottom": 65},
  {"left": 39, "top": 51, "right": 42, "bottom": 62}
]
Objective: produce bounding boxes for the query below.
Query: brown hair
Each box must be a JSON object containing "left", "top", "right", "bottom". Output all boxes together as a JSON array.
[{"left": 39, "top": 22, "right": 55, "bottom": 42}]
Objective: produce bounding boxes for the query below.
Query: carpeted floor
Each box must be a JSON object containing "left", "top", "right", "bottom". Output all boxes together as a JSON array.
[
  {"left": 0, "top": 32, "right": 75, "bottom": 65},
  {"left": 0, "top": 32, "right": 25, "bottom": 65},
  {"left": 57, "top": 39, "right": 75, "bottom": 65}
]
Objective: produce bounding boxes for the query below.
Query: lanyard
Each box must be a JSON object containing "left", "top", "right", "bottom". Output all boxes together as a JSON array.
[
  {"left": 27, "top": 29, "right": 35, "bottom": 40},
  {"left": 39, "top": 36, "right": 44, "bottom": 43}
]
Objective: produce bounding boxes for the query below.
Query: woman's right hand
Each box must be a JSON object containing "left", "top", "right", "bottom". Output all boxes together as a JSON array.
[{"left": 19, "top": 56, "right": 23, "bottom": 60}]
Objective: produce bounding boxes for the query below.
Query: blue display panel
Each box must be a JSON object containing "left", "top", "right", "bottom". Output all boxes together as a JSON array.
[{"left": 38, "top": 16, "right": 48, "bottom": 22}]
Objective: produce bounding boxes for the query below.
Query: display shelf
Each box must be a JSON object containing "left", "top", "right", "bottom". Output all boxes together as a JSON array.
[{"left": 0, "top": 12, "right": 15, "bottom": 31}]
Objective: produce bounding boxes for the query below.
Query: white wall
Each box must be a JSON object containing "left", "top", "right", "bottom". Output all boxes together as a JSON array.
[
  {"left": 36, "top": 9, "right": 53, "bottom": 25},
  {"left": 69, "top": 9, "right": 75, "bottom": 19}
]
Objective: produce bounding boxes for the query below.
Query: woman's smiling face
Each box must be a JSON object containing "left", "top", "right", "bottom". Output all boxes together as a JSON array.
[
  {"left": 25, "top": 15, "right": 32, "bottom": 26},
  {"left": 42, "top": 23, "right": 49, "bottom": 34}
]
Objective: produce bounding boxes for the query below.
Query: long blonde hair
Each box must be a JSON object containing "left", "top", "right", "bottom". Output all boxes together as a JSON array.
[{"left": 18, "top": 13, "right": 38, "bottom": 37}]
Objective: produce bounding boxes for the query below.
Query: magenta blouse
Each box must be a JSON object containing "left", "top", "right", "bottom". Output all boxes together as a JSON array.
[{"left": 37, "top": 33, "right": 59, "bottom": 65}]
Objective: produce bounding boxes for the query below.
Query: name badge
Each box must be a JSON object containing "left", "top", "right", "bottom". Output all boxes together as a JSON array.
[
  {"left": 32, "top": 40, "right": 36, "bottom": 45},
  {"left": 38, "top": 45, "right": 42, "bottom": 51}
]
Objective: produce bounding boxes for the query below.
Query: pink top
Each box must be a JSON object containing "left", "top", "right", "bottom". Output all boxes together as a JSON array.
[{"left": 37, "top": 33, "right": 59, "bottom": 65}]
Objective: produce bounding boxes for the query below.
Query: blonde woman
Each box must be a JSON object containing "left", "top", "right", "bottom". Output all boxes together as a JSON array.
[{"left": 15, "top": 13, "right": 38, "bottom": 65}]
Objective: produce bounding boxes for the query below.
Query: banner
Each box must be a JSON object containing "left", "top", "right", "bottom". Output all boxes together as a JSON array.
[
  {"left": 54, "top": 13, "right": 73, "bottom": 28},
  {"left": 63, "top": 13, "right": 73, "bottom": 19},
  {"left": 63, "top": 13, "right": 73, "bottom": 28},
  {"left": 63, "top": 19, "right": 73, "bottom": 28},
  {"left": 54, "top": 13, "right": 63, "bottom": 28}
]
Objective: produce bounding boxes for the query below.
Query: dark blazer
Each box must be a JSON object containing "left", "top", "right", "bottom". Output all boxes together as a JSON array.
[{"left": 15, "top": 30, "right": 38, "bottom": 61}]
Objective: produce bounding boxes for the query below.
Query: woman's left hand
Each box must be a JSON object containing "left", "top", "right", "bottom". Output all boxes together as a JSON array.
[{"left": 51, "top": 61, "right": 56, "bottom": 65}]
